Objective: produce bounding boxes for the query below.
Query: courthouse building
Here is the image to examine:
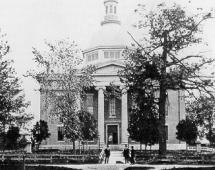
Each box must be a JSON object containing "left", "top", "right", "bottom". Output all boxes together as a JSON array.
[{"left": 40, "top": 0, "right": 185, "bottom": 148}]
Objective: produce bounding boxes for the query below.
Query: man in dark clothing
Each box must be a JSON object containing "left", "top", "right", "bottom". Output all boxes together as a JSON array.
[
  {"left": 104, "top": 145, "right": 110, "bottom": 164},
  {"left": 123, "top": 144, "right": 129, "bottom": 164},
  {"left": 130, "top": 146, "right": 135, "bottom": 164}
]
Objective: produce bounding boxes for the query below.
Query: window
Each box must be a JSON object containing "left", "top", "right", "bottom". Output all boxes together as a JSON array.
[
  {"left": 109, "top": 97, "right": 116, "bottom": 117},
  {"left": 103, "top": 51, "right": 121, "bottom": 59},
  {"left": 57, "top": 126, "right": 64, "bottom": 141},
  {"left": 87, "top": 55, "right": 91, "bottom": 62},
  {"left": 104, "top": 51, "right": 109, "bottom": 58},
  {"left": 86, "top": 52, "right": 98, "bottom": 62},
  {"left": 87, "top": 94, "right": 94, "bottom": 114},
  {"left": 114, "top": 6, "right": 116, "bottom": 14},
  {"left": 115, "top": 51, "right": 120, "bottom": 59},
  {"left": 110, "top": 51, "right": 114, "bottom": 58},
  {"left": 106, "top": 6, "right": 108, "bottom": 14},
  {"left": 110, "top": 5, "right": 113, "bottom": 13}
]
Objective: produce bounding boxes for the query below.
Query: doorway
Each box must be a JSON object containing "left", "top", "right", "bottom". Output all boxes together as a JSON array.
[{"left": 107, "top": 125, "right": 118, "bottom": 144}]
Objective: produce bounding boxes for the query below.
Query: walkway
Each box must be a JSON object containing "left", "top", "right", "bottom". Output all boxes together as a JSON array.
[{"left": 105, "top": 150, "right": 124, "bottom": 164}]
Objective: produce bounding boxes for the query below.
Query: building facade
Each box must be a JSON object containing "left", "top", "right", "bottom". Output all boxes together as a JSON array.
[{"left": 40, "top": 0, "right": 185, "bottom": 149}]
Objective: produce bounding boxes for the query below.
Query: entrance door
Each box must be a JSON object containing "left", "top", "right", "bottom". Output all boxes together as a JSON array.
[{"left": 107, "top": 125, "right": 118, "bottom": 144}]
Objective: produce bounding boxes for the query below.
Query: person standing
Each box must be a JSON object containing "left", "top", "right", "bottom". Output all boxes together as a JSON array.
[
  {"left": 130, "top": 146, "right": 135, "bottom": 164},
  {"left": 104, "top": 145, "right": 110, "bottom": 164},
  {"left": 123, "top": 144, "right": 129, "bottom": 164}
]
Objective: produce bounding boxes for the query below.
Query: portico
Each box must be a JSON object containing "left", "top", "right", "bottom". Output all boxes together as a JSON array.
[{"left": 94, "top": 82, "right": 128, "bottom": 146}]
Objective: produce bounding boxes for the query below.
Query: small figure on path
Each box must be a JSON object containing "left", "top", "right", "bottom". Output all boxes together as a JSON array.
[
  {"left": 130, "top": 146, "right": 135, "bottom": 164},
  {"left": 104, "top": 145, "right": 110, "bottom": 164},
  {"left": 123, "top": 144, "right": 129, "bottom": 164}
]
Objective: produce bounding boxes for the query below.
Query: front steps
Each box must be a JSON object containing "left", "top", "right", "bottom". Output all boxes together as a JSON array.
[{"left": 103, "top": 150, "right": 125, "bottom": 164}]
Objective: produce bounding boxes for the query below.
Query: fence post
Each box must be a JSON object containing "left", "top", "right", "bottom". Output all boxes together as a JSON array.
[{"left": 23, "top": 154, "right": 26, "bottom": 170}]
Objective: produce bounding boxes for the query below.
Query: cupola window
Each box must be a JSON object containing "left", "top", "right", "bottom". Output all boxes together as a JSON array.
[
  {"left": 104, "top": 50, "right": 120, "bottom": 59},
  {"left": 86, "top": 52, "right": 98, "bottom": 62}
]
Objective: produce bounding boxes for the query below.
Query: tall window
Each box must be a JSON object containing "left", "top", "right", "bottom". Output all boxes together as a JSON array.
[
  {"left": 57, "top": 126, "right": 64, "bottom": 141},
  {"left": 114, "top": 6, "right": 116, "bottom": 14},
  {"left": 110, "top": 5, "right": 113, "bottom": 13},
  {"left": 87, "top": 94, "right": 94, "bottom": 114},
  {"left": 106, "top": 6, "right": 108, "bottom": 14},
  {"left": 109, "top": 97, "right": 116, "bottom": 117}
]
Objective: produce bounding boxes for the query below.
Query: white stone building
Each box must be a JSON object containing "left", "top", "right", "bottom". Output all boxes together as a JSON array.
[{"left": 40, "top": 0, "right": 185, "bottom": 149}]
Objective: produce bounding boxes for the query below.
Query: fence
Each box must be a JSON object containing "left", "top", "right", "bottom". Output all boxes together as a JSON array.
[
  {"left": 0, "top": 153, "right": 99, "bottom": 164},
  {"left": 187, "top": 146, "right": 215, "bottom": 152}
]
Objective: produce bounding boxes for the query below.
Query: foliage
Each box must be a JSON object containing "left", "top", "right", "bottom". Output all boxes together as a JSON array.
[
  {"left": 30, "top": 39, "right": 95, "bottom": 151},
  {"left": 32, "top": 120, "right": 50, "bottom": 147},
  {"left": 18, "top": 135, "right": 28, "bottom": 149},
  {"left": 120, "top": 3, "right": 214, "bottom": 155},
  {"left": 186, "top": 95, "right": 215, "bottom": 145},
  {"left": 0, "top": 30, "right": 32, "bottom": 151},
  {"left": 176, "top": 118, "right": 198, "bottom": 145},
  {"left": 128, "top": 107, "right": 159, "bottom": 149},
  {"left": 5, "top": 126, "right": 20, "bottom": 150},
  {"left": 0, "top": 31, "right": 31, "bottom": 132},
  {"left": 78, "top": 110, "right": 97, "bottom": 141}
]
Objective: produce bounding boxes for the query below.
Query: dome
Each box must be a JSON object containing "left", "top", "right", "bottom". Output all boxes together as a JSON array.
[{"left": 88, "top": 23, "right": 132, "bottom": 49}]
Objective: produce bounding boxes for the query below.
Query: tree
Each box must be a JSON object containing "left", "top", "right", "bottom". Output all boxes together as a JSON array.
[
  {"left": 186, "top": 95, "right": 215, "bottom": 145},
  {"left": 18, "top": 135, "right": 28, "bottom": 150},
  {"left": 176, "top": 118, "right": 198, "bottom": 148},
  {"left": 32, "top": 120, "right": 50, "bottom": 149},
  {"left": 128, "top": 107, "right": 159, "bottom": 151},
  {"left": 30, "top": 39, "right": 95, "bottom": 152},
  {"left": 78, "top": 110, "right": 97, "bottom": 151},
  {"left": 5, "top": 126, "right": 20, "bottom": 150},
  {"left": 120, "top": 3, "right": 214, "bottom": 155},
  {"left": 78, "top": 110, "right": 97, "bottom": 141},
  {"left": 0, "top": 30, "right": 32, "bottom": 150}
]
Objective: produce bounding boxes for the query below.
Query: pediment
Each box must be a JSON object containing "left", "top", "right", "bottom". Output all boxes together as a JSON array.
[{"left": 94, "top": 61, "right": 125, "bottom": 75}]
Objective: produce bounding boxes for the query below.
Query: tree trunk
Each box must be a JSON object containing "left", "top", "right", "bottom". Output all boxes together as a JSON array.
[{"left": 159, "top": 30, "right": 168, "bottom": 156}]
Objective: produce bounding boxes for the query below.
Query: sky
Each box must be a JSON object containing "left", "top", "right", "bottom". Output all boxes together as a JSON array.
[{"left": 0, "top": 0, "right": 214, "bottom": 123}]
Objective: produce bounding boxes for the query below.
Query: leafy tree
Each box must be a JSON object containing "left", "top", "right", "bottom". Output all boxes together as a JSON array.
[
  {"left": 32, "top": 120, "right": 50, "bottom": 149},
  {"left": 186, "top": 95, "right": 215, "bottom": 145},
  {"left": 0, "top": 30, "right": 32, "bottom": 150},
  {"left": 18, "top": 135, "right": 28, "bottom": 149},
  {"left": 78, "top": 110, "right": 97, "bottom": 145},
  {"left": 176, "top": 118, "right": 198, "bottom": 148},
  {"left": 29, "top": 39, "right": 95, "bottom": 152},
  {"left": 120, "top": 3, "right": 214, "bottom": 155},
  {"left": 128, "top": 107, "right": 159, "bottom": 151},
  {"left": 6, "top": 126, "right": 20, "bottom": 150}
]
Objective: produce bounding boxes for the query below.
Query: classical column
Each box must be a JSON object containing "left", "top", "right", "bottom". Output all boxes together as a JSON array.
[
  {"left": 95, "top": 86, "right": 105, "bottom": 145},
  {"left": 121, "top": 88, "right": 128, "bottom": 144}
]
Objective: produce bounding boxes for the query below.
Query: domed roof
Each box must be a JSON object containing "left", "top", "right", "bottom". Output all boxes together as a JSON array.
[
  {"left": 85, "top": 0, "right": 132, "bottom": 50},
  {"left": 88, "top": 23, "right": 132, "bottom": 49}
]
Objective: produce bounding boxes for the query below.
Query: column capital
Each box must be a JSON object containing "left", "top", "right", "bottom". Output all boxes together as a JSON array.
[
  {"left": 95, "top": 86, "right": 106, "bottom": 91},
  {"left": 120, "top": 86, "right": 128, "bottom": 93}
]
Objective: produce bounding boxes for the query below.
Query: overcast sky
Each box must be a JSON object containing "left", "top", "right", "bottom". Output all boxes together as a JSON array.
[{"left": 0, "top": 0, "right": 214, "bottom": 123}]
